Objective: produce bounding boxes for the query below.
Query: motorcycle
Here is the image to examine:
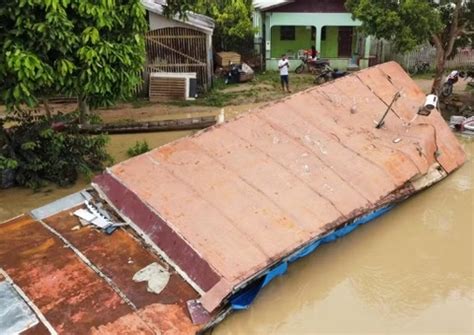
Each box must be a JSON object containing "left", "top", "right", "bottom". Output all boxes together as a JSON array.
[
  {"left": 441, "top": 70, "right": 462, "bottom": 97},
  {"left": 408, "top": 60, "right": 430, "bottom": 75},
  {"left": 295, "top": 51, "right": 329, "bottom": 74},
  {"left": 313, "top": 64, "right": 348, "bottom": 84},
  {"left": 441, "top": 69, "right": 473, "bottom": 97}
]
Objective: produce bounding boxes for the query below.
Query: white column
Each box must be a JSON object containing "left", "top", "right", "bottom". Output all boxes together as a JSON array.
[
  {"left": 315, "top": 25, "right": 322, "bottom": 55},
  {"left": 364, "top": 35, "right": 371, "bottom": 58},
  {"left": 206, "top": 32, "right": 213, "bottom": 91},
  {"left": 265, "top": 14, "right": 271, "bottom": 60}
]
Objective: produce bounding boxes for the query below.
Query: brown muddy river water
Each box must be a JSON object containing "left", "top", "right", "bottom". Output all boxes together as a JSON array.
[{"left": 0, "top": 132, "right": 472, "bottom": 334}]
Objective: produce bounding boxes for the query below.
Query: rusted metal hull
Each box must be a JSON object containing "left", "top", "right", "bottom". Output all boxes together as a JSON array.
[{"left": 0, "top": 210, "right": 204, "bottom": 334}]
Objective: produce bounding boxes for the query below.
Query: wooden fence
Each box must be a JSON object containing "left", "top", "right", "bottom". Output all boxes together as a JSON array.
[
  {"left": 388, "top": 44, "right": 474, "bottom": 71},
  {"left": 140, "top": 27, "right": 209, "bottom": 95}
]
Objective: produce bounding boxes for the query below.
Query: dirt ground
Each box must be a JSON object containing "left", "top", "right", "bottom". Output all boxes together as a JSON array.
[
  {"left": 1, "top": 74, "right": 471, "bottom": 125},
  {"left": 414, "top": 78, "right": 470, "bottom": 94},
  {"left": 98, "top": 76, "right": 471, "bottom": 123}
]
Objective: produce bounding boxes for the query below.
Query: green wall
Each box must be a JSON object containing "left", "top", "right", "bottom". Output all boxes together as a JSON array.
[
  {"left": 270, "top": 25, "right": 352, "bottom": 59},
  {"left": 319, "top": 26, "right": 339, "bottom": 58},
  {"left": 270, "top": 26, "right": 314, "bottom": 58}
]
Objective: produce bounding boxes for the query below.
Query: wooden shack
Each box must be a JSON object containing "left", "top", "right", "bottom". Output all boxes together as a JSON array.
[{"left": 141, "top": 0, "right": 215, "bottom": 93}]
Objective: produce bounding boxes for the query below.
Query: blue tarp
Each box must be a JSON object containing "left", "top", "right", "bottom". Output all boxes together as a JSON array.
[{"left": 230, "top": 205, "right": 395, "bottom": 310}]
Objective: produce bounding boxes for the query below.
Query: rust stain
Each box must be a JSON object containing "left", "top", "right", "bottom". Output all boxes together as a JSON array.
[
  {"left": 91, "top": 304, "right": 200, "bottom": 335},
  {"left": 43, "top": 208, "right": 199, "bottom": 308},
  {"left": 138, "top": 303, "right": 201, "bottom": 334},
  {"left": 156, "top": 144, "right": 178, "bottom": 161},
  {"left": 22, "top": 323, "right": 51, "bottom": 335},
  {"left": 19, "top": 237, "right": 55, "bottom": 257},
  {"left": 90, "top": 312, "right": 155, "bottom": 335},
  {"left": 0, "top": 212, "right": 204, "bottom": 334},
  {"left": 0, "top": 215, "right": 134, "bottom": 333}
]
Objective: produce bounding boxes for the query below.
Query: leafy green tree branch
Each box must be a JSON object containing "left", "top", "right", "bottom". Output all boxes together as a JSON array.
[{"left": 346, "top": 0, "right": 473, "bottom": 93}]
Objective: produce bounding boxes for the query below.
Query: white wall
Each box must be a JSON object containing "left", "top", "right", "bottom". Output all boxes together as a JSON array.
[{"left": 149, "top": 12, "right": 198, "bottom": 32}]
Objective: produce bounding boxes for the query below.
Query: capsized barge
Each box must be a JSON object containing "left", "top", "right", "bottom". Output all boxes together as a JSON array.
[{"left": 0, "top": 62, "right": 466, "bottom": 334}]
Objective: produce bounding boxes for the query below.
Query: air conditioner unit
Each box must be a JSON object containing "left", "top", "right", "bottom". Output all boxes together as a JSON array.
[{"left": 149, "top": 72, "right": 197, "bottom": 102}]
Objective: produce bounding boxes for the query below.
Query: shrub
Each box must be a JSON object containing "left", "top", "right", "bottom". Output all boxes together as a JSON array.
[
  {"left": 0, "top": 112, "right": 112, "bottom": 190},
  {"left": 127, "top": 140, "right": 150, "bottom": 157}
]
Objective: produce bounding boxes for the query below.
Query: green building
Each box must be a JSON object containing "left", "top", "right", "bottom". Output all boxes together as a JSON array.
[{"left": 253, "top": 0, "right": 373, "bottom": 71}]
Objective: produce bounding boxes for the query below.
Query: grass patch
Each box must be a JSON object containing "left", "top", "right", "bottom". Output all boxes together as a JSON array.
[
  {"left": 130, "top": 98, "right": 153, "bottom": 109},
  {"left": 167, "top": 100, "right": 196, "bottom": 107},
  {"left": 167, "top": 71, "right": 316, "bottom": 108},
  {"left": 252, "top": 71, "right": 280, "bottom": 86},
  {"left": 212, "top": 77, "right": 227, "bottom": 90},
  {"left": 201, "top": 91, "right": 233, "bottom": 107}
]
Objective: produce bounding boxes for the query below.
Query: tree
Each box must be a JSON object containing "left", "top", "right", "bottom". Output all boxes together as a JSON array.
[
  {"left": 0, "top": 0, "right": 147, "bottom": 121},
  {"left": 345, "top": 0, "right": 473, "bottom": 94},
  {"left": 193, "top": 0, "right": 255, "bottom": 52},
  {"left": 0, "top": 0, "right": 147, "bottom": 188},
  {"left": 162, "top": 0, "right": 193, "bottom": 19},
  {"left": 164, "top": 0, "right": 256, "bottom": 53}
]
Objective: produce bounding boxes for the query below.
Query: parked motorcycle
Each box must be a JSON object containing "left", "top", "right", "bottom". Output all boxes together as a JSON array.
[
  {"left": 313, "top": 64, "right": 348, "bottom": 84},
  {"left": 441, "top": 70, "right": 461, "bottom": 97},
  {"left": 408, "top": 60, "right": 430, "bottom": 75},
  {"left": 440, "top": 69, "right": 474, "bottom": 97},
  {"left": 295, "top": 51, "right": 329, "bottom": 74}
]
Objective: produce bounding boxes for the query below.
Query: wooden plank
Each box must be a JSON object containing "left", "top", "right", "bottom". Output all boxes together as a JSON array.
[
  {"left": 149, "top": 76, "right": 186, "bottom": 102},
  {"left": 216, "top": 52, "right": 241, "bottom": 67}
]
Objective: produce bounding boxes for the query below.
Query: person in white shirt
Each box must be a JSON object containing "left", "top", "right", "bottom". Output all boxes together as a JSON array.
[{"left": 278, "top": 54, "right": 291, "bottom": 93}]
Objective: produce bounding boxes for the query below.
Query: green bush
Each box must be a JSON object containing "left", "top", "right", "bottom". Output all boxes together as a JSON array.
[
  {"left": 0, "top": 112, "right": 111, "bottom": 190},
  {"left": 127, "top": 140, "right": 150, "bottom": 157}
]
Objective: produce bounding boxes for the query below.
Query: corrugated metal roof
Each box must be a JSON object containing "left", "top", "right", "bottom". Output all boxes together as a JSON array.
[
  {"left": 253, "top": 0, "right": 294, "bottom": 10},
  {"left": 94, "top": 62, "right": 466, "bottom": 312}
]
